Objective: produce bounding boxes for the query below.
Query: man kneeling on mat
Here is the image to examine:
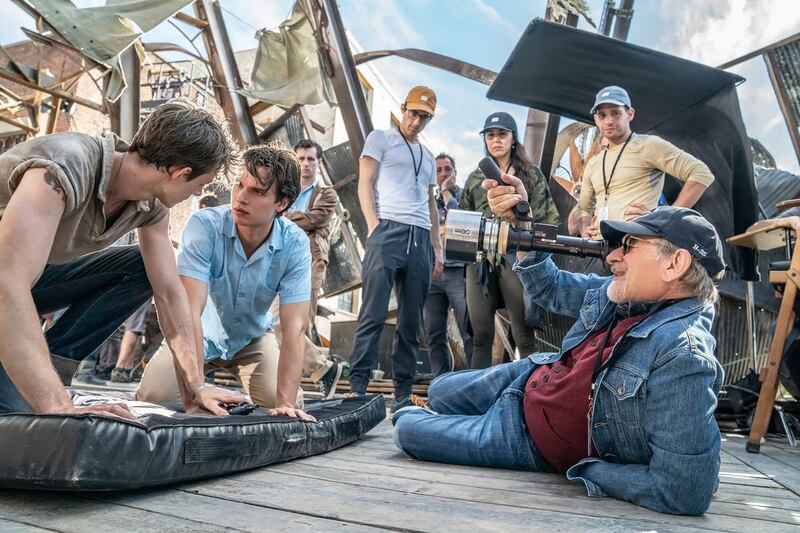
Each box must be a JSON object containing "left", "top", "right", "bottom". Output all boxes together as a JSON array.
[
  {"left": 138, "top": 143, "right": 315, "bottom": 421},
  {"left": 392, "top": 172, "right": 726, "bottom": 515},
  {"left": 0, "top": 101, "right": 245, "bottom": 419}
]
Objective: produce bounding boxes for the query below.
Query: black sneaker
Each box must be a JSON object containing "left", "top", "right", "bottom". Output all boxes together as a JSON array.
[
  {"left": 316, "top": 362, "right": 344, "bottom": 400},
  {"left": 110, "top": 367, "right": 132, "bottom": 383},
  {"left": 72, "top": 372, "right": 108, "bottom": 386},
  {"left": 390, "top": 395, "right": 413, "bottom": 413},
  {"left": 95, "top": 367, "right": 113, "bottom": 381}
]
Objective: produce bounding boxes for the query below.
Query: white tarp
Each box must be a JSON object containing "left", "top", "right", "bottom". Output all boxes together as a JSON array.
[
  {"left": 243, "top": 1, "right": 336, "bottom": 107},
  {"left": 29, "top": 0, "right": 194, "bottom": 101}
]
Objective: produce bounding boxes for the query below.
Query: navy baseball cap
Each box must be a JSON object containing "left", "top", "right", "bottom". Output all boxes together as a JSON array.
[
  {"left": 480, "top": 112, "right": 518, "bottom": 138},
  {"left": 590, "top": 85, "right": 632, "bottom": 114},
  {"left": 600, "top": 207, "right": 726, "bottom": 277}
]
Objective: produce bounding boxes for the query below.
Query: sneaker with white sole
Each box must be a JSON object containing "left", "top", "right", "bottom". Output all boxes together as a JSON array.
[{"left": 316, "top": 362, "right": 344, "bottom": 400}]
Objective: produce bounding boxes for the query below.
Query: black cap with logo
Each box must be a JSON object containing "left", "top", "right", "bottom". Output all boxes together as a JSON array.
[
  {"left": 479, "top": 111, "right": 518, "bottom": 139},
  {"left": 600, "top": 206, "right": 726, "bottom": 277}
]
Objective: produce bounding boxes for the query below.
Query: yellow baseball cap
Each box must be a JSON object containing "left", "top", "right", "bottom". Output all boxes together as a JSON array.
[{"left": 405, "top": 86, "right": 436, "bottom": 115}]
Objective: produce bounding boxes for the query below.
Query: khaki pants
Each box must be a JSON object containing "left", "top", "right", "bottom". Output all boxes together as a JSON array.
[
  {"left": 137, "top": 332, "right": 303, "bottom": 409},
  {"left": 309, "top": 258, "right": 327, "bottom": 328},
  {"left": 270, "top": 294, "right": 331, "bottom": 382}
]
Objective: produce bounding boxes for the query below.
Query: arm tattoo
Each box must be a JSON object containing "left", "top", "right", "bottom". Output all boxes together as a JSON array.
[{"left": 43, "top": 170, "right": 66, "bottom": 202}]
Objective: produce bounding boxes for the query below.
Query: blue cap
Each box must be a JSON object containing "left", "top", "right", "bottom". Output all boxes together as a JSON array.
[
  {"left": 479, "top": 112, "right": 518, "bottom": 138},
  {"left": 600, "top": 206, "right": 725, "bottom": 277},
  {"left": 590, "top": 86, "right": 632, "bottom": 114}
]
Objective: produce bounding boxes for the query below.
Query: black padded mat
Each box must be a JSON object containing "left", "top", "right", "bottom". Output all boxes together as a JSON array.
[{"left": 0, "top": 394, "right": 385, "bottom": 491}]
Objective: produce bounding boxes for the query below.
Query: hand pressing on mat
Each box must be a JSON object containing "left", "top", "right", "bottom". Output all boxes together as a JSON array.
[
  {"left": 65, "top": 403, "right": 138, "bottom": 421},
  {"left": 189, "top": 384, "right": 249, "bottom": 416},
  {"left": 269, "top": 405, "right": 317, "bottom": 422}
]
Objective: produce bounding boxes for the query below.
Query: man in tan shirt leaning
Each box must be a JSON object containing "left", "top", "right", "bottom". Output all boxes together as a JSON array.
[{"left": 577, "top": 86, "right": 714, "bottom": 240}]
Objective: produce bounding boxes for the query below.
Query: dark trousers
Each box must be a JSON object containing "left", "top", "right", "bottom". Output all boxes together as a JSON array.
[
  {"left": 349, "top": 220, "right": 432, "bottom": 398},
  {"left": 423, "top": 266, "right": 473, "bottom": 375},
  {"left": 466, "top": 258, "right": 537, "bottom": 369},
  {"left": 0, "top": 245, "right": 152, "bottom": 413}
]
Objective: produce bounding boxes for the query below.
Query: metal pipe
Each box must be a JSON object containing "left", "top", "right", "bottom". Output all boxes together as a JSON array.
[
  {"left": 745, "top": 280, "right": 758, "bottom": 371},
  {"left": 319, "top": 0, "right": 373, "bottom": 155},
  {"left": 764, "top": 49, "right": 800, "bottom": 165},
  {"left": 195, "top": 0, "right": 258, "bottom": 146},
  {"left": 598, "top": 0, "right": 616, "bottom": 36},
  {"left": 612, "top": 0, "right": 635, "bottom": 41},
  {"left": 117, "top": 47, "right": 140, "bottom": 141},
  {"left": 524, "top": 108, "right": 549, "bottom": 166}
]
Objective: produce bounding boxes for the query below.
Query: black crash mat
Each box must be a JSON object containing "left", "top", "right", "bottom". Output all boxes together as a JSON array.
[{"left": 0, "top": 393, "right": 385, "bottom": 491}]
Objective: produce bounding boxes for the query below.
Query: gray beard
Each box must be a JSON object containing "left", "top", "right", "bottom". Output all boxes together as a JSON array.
[{"left": 606, "top": 281, "right": 626, "bottom": 303}]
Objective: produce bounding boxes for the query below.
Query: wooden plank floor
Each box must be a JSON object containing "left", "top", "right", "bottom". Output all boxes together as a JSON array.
[{"left": 1, "top": 410, "right": 799, "bottom": 532}]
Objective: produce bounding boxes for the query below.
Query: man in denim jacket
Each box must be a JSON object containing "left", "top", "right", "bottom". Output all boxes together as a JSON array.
[{"left": 393, "top": 173, "right": 725, "bottom": 516}]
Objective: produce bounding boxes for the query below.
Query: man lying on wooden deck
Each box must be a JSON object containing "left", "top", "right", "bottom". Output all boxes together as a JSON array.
[{"left": 393, "top": 173, "right": 726, "bottom": 516}]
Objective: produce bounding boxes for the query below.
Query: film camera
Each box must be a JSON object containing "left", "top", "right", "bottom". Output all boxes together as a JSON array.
[{"left": 443, "top": 158, "right": 607, "bottom": 262}]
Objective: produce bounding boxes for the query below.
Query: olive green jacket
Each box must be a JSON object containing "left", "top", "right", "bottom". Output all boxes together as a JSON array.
[{"left": 459, "top": 163, "right": 560, "bottom": 224}]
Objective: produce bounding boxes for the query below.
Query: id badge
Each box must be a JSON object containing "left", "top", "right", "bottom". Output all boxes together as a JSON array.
[{"left": 598, "top": 206, "right": 609, "bottom": 222}]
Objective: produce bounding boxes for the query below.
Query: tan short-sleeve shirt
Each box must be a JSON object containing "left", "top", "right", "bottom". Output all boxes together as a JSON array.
[{"left": 0, "top": 131, "right": 167, "bottom": 264}]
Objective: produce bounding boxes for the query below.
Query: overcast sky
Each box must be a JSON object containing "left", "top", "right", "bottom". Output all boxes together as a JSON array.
[{"left": 2, "top": 0, "right": 798, "bottom": 179}]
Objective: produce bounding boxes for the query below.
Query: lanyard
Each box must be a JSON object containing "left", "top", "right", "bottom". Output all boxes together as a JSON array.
[
  {"left": 601, "top": 133, "right": 633, "bottom": 201},
  {"left": 399, "top": 131, "right": 423, "bottom": 177}
]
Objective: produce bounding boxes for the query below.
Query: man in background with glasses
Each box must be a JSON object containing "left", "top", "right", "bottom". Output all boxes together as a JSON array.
[{"left": 348, "top": 86, "right": 444, "bottom": 412}]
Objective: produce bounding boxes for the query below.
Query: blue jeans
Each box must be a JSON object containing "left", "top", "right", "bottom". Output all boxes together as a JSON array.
[
  {"left": 393, "top": 357, "right": 553, "bottom": 472},
  {"left": 0, "top": 245, "right": 152, "bottom": 413}
]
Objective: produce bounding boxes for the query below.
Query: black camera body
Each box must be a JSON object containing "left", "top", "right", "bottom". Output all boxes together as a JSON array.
[{"left": 443, "top": 209, "right": 606, "bottom": 263}]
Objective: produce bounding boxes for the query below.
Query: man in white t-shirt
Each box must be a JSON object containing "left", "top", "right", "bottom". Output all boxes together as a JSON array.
[{"left": 349, "top": 86, "right": 444, "bottom": 411}]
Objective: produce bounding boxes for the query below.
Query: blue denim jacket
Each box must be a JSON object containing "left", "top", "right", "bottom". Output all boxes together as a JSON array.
[{"left": 514, "top": 252, "right": 724, "bottom": 516}]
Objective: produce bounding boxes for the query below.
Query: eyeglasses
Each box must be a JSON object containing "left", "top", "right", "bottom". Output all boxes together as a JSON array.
[
  {"left": 407, "top": 109, "right": 433, "bottom": 123},
  {"left": 621, "top": 235, "right": 659, "bottom": 255}
]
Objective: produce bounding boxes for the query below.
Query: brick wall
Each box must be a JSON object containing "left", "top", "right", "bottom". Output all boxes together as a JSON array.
[
  {"left": 0, "top": 42, "right": 233, "bottom": 239},
  {"left": 0, "top": 40, "right": 107, "bottom": 137}
]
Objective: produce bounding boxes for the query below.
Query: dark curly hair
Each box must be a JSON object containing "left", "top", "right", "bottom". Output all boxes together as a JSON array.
[
  {"left": 242, "top": 142, "right": 301, "bottom": 217},
  {"left": 129, "top": 99, "right": 240, "bottom": 182},
  {"left": 293, "top": 138, "right": 323, "bottom": 159}
]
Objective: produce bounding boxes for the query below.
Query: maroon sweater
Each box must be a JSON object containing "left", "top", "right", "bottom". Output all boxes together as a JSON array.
[{"left": 524, "top": 314, "right": 646, "bottom": 473}]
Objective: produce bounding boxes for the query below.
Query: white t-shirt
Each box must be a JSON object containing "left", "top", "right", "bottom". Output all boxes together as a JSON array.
[{"left": 361, "top": 129, "right": 436, "bottom": 230}]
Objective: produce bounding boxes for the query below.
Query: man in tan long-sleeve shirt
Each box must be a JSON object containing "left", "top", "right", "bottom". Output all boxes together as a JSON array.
[
  {"left": 276, "top": 138, "right": 344, "bottom": 399},
  {"left": 578, "top": 86, "right": 714, "bottom": 240}
]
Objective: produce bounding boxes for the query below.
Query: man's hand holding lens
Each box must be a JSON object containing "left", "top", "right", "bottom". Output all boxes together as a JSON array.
[{"left": 482, "top": 173, "right": 528, "bottom": 226}]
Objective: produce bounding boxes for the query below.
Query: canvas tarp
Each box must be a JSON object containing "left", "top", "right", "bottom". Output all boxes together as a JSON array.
[
  {"left": 488, "top": 19, "right": 759, "bottom": 280},
  {"left": 242, "top": 1, "right": 336, "bottom": 107},
  {"left": 29, "top": 0, "right": 194, "bottom": 101}
]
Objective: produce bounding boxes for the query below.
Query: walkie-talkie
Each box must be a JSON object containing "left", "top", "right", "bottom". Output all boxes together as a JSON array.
[{"left": 478, "top": 157, "right": 531, "bottom": 220}]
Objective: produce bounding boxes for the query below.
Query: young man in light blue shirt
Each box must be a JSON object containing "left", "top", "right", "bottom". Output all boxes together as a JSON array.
[{"left": 138, "top": 144, "right": 315, "bottom": 420}]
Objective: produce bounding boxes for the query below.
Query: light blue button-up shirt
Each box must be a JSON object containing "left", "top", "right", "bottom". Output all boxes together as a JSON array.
[
  {"left": 286, "top": 177, "right": 318, "bottom": 214},
  {"left": 177, "top": 206, "right": 311, "bottom": 362}
]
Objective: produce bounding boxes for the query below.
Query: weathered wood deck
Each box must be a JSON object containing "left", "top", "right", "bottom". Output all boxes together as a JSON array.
[{"left": 1, "top": 410, "right": 799, "bottom": 532}]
